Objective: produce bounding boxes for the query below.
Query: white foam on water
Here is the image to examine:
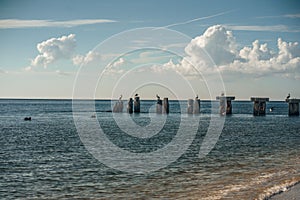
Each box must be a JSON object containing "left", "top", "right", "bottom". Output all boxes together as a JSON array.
[
  {"left": 198, "top": 172, "right": 292, "bottom": 200},
  {"left": 257, "top": 180, "right": 300, "bottom": 200}
]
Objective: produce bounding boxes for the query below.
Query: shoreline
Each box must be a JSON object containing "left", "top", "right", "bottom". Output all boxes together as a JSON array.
[{"left": 267, "top": 181, "right": 300, "bottom": 200}]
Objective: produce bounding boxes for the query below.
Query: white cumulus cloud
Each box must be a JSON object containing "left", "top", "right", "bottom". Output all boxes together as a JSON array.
[
  {"left": 185, "top": 25, "right": 237, "bottom": 67},
  {"left": 72, "top": 51, "right": 103, "bottom": 66},
  {"left": 224, "top": 37, "right": 300, "bottom": 75},
  {"left": 31, "top": 34, "right": 76, "bottom": 67},
  {"left": 156, "top": 25, "right": 300, "bottom": 79}
]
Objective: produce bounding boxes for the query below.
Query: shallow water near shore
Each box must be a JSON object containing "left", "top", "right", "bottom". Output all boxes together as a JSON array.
[{"left": 1, "top": 99, "right": 300, "bottom": 199}]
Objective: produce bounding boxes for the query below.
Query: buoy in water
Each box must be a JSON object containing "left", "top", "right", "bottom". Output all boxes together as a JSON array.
[{"left": 24, "top": 117, "right": 31, "bottom": 121}]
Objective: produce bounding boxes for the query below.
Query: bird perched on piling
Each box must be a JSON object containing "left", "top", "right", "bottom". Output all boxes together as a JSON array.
[
  {"left": 135, "top": 93, "right": 138, "bottom": 97},
  {"left": 156, "top": 94, "right": 160, "bottom": 100},
  {"left": 286, "top": 93, "right": 290, "bottom": 99},
  {"left": 119, "top": 94, "right": 122, "bottom": 100}
]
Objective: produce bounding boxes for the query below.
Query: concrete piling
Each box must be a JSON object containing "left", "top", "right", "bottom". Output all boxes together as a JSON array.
[
  {"left": 134, "top": 96, "right": 140, "bottom": 113},
  {"left": 251, "top": 97, "right": 269, "bottom": 116},
  {"left": 187, "top": 99, "right": 194, "bottom": 114},
  {"left": 163, "top": 98, "right": 169, "bottom": 114},
  {"left": 127, "top": 98, "right": 133, "bottom": 114},
  {"left": 193, "top": 97, "right": 200, "bottom": 114},
  {"left": 156, "top": 96, "right": 162, "bottom": 114},
  {"left": 216, "top": 96, "right": 235, "bottom": 115},
  {"left": 113, "top": 96, "right": 123, "bottom": 113},
  {"left": 286, "top": 99, "right": 300, "bottom": 116},
  {"left": 110, "top": 94, "right": 300, "bottom": 116},
  {"left": 113, "top": 101, "right": 123, "bottom": 112}
]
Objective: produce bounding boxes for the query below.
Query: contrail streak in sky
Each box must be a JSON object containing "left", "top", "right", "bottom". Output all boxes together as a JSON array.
[{"left": 159, "top": 10, "right": 236, "bottom": 29}]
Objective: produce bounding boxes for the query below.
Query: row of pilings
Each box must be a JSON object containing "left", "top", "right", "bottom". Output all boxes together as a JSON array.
[{"left": 112, "top": 95, "right": 300, "bottom": 116}]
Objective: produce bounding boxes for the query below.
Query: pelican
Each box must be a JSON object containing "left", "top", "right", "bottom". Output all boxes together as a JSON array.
[
  {"left": 135, "top": 93, "right": 138, "bottom": 97},
  {"left": 156, "top": 94, "right": 160, "bottom": 99},
  {"left": 286, "top": 93, "right": 290, "bottom": 99},
  {"left": 196, "top": 94, "right": 198, "bottom": 99}
]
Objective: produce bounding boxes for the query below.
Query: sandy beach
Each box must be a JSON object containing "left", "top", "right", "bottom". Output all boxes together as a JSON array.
[{"left": 269, "top": 183, "right": 300, "bottom": 200}]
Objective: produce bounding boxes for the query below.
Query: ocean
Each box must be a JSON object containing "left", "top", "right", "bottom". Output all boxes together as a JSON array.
[{"left": 1, "top": 99, "right": 300, "bottom": 199}]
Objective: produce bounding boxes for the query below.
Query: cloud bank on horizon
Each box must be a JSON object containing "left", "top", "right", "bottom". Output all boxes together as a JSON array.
[{"left": 28, "top": 25, "right": 300, "bottom": 79}]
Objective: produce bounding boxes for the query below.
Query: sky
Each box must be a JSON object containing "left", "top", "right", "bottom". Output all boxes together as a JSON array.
[{"left": 0, "top": 0, "right": 300, "bottom": 100}]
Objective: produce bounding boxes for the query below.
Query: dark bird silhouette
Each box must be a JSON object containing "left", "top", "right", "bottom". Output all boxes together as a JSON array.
[
  {"left": 156, "top": 94, "right": 160, "bottom": 99},
  {"left": 196, "top": 94, "right": 198, "bottom": 99},
  {"left": 119, "top": 94, "right": 122, "bottom": 100},
  {"left": 135, "top": 93, "right": 138, "bottom": 97},
  {"left": 221, "top": 92, "right": 224, "bottom": 96},
  {"left": 286, "top": 93, "right": 290, "bottom": 99}
]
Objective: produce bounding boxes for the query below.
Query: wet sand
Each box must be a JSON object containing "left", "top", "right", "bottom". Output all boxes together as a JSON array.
[{"left": 269, "top": 183, "right": 300, "bottom": 200}]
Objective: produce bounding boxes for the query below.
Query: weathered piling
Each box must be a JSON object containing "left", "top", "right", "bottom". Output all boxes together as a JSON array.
[
  {"left": 286, "top": 99, "right": 300, "bottom": 116},
  {"left": 156, "top": 96, "right": 162, "bottom": 114},
  {"left": 251, "top": 97, "right": 269, "bottom": 116},
  {"left": 187, "top": 99, "right": 194, "bottom": 114},
  {"left": 127, "top": 98, "right": 133, "bottom": 113},
  {"left": 113, "top": 100, "right": 123, "bottom": 113},
  {"left": 163, "top": 98, "right": 169, "bottom": 114},
  {"left": 216, "top": 96, "right": 235, "bottom": 115},
  {"left": 193, "top": 97, "right": 200, "bottom": 114},
  {"left": 134, "top": 96, "right": 140, "bottom": 113}
]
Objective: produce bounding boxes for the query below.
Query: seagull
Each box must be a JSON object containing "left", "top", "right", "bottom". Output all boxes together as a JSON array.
[
  {"left": 269, "top": 107, "right": 274, "bottom": 112},
  {"left": 119, "top": 94, "right": 122, "bottom": 100},
  {"left": 156, "top": 94, "right": 160, "bottom": 99},
  {"left": 286, "top": 93, "right": 290, "bottom": 99}
]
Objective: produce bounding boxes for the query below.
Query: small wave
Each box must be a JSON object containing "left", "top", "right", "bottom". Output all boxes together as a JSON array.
[{"left": 259, "top": 180, "right": 300, "bottom": 200}]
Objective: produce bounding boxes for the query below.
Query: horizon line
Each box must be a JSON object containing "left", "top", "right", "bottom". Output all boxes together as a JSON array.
[{"left": 0, "top": 97, "right": 289, "bottom": 102}]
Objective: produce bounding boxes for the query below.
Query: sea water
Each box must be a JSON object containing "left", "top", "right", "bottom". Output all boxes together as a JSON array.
[{"left": 0, "top": 99, "right": 299, "bottom": 199}]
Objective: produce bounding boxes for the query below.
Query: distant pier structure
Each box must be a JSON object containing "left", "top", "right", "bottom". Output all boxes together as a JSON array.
[
  {"left": 134, "top": 94, "right": 140, "bottom": 113},
  {"left": 251, "top": 97, "right": 269, "bottom": 116},
  {"left": 286, "top": 99, "right": 300, "bottom": 116},
  {"left": 216, "top": 95, "right": 235, "bottom": 115}
]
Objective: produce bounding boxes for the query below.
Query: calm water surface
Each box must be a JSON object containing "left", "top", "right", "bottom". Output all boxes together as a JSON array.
[{"left": 0, "top": 99, "right": 299, "bottom": 199}]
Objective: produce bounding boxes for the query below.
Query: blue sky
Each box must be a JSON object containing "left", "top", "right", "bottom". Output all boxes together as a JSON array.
[{"left": 0, "top": 0, "right": 300, "bottom": 99}]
